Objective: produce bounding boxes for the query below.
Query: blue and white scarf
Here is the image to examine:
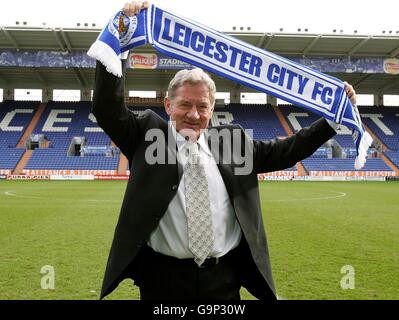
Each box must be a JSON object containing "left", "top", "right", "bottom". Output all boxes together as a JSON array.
[{"left": 88, "top": 4, "right": 373, "bottom": 170}]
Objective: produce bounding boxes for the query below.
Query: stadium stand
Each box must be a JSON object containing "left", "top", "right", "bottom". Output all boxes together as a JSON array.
[
  {"left": 302, "top": 158, "right": 392, "bottom": 172},
  {"left": 24, "top": 101, "right": 119, "bottom": 171},
  {"left": 0, "top": 100, "right": 39, "bottom": 170},
  {"left": 217, "top": 104, "right": 297, "bottom": 171},
  {"left": 0, "top": 99, "right": 397, "bottom": 175},
  {"left": 278, "top": 104, "right": 356, "bottom": 148},
  {"left": 384, "top": 151, "right": 399, "bottom": 168},
  {"left": 277, "top": 104, "right": 395, "bottom": 172},
  {"left": 222, "top": 104, "right": 287, "bottom": 140},
  {"left": 360, "top": 106, "right": 399, "bottom": 151},
  {"left": 0, "top": 27, "right": 398, "bottom": 178}
]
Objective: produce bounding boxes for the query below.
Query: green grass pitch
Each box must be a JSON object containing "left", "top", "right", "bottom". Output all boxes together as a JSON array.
[{"left": 0, "top": 180, "right": 398, "bottom": 300}]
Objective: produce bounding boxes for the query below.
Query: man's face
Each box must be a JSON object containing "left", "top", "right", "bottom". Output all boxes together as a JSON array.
[{"left": 164, "top": 82, "right": 214, "bottom": 140}]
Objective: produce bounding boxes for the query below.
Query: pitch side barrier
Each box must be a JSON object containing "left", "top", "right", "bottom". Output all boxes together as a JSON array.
[
  {"left": 257, "top": 171, "right": 393, "bottom": 181},
  {"left": 3, "top": 172, "right": 395, "bottom": 181},
  {"left": 5, "top": 175, "right": 50, "bottom": 180}
]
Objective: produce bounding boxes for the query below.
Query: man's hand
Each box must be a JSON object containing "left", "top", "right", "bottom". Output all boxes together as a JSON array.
[
  {"left": 123, "top": 1, "right": 150, "bottom": 17},
  {"left": 343, "top": 81, "right": 357, "bottom": 106}
]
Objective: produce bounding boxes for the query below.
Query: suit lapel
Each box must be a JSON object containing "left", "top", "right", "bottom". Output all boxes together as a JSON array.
[{"left": 165, "top": 124, "right": 183, "bottom": 183}]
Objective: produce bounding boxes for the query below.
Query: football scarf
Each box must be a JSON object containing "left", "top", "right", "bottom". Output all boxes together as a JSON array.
[{"left": 88, "top": 4, "right": 372, "bottom": 169}]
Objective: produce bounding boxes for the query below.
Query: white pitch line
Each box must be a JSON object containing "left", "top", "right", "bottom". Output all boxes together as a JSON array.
[
  {"left": 265, "top": 190, "right": 347, "bottom": 202},
  {"left": 4, "top": 190, "right": 118, "bottom": 202},
  {"left": 4, "top": 189, "right": 347, "bottom": 203}
]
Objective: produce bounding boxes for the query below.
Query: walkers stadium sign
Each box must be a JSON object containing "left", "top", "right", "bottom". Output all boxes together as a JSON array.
[{"left": 128, "top": 53, "right": 192, "bottom": 69}]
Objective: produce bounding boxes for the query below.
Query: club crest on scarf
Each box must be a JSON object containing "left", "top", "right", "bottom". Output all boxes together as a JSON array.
[{"left": 116, "top": 14, "right": 138, "bottom": 47}]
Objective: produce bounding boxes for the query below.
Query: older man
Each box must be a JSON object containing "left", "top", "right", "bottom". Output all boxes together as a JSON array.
[{"left": 92, "top": 1, "right": 357, "bottom": 300}]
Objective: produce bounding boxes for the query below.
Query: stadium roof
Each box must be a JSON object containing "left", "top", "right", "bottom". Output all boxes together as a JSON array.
[{"left": 1, "top": 27, "right": 399, "bottom": 94}]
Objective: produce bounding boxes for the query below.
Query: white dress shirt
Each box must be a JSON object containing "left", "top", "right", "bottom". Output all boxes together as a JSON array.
[{"left": 148, "top": 124, "right": 242, "bottom": 258}]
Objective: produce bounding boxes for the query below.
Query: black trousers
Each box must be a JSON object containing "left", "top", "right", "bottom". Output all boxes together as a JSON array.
[{"left": 133, "top": 245, "right": 242, "bottom": 300}]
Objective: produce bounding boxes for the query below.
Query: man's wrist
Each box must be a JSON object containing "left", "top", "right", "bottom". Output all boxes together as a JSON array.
[{"left": 326, "top": 119, "right": 339, "bottom": 132}]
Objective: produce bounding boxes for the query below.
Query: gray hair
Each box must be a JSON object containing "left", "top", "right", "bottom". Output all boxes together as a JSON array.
[{"left": 167, "top": 68, "right": 216, "bottom": 104}]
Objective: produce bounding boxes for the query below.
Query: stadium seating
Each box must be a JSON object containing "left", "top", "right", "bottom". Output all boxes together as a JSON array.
[
  {"left": 384, "top": 151, "right": 399, "bottom": 168},
  {"left": 0, "top": 101, "right": 397, "bottom": 174},
  {"left": 0, "top": 100, "right": 39, "bottom": 169},
  {"left": 0, "top": 148, "right": 25, "bottom": 170},
  {"left": 360, "top": 106, "right": 399, "bottom": 151},
  {"left": 302, "top": 157, "right": 392, "bottom": 171},
  {"left": 222, "top": 104, "right": 287, "bottom": 140},
  {"left": 221, "top": 104, "right": 296, "bottom": 170},
  {"left": 24, "top": 101, "right": 118, "bottom": 171},
  {"left": 278, "top": 104, "right": 355, "bottom": 148},
  {"left": 278, "top": 104, "right": 397, "bottom": 172}
]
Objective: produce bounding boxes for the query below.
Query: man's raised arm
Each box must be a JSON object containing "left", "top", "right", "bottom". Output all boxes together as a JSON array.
[{"left": 92, "top": 59, "right": 138, "bottom": 159}]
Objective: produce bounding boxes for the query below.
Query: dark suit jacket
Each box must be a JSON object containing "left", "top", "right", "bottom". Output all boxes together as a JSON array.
[{"left": 92, "top": 61, "right": 336, "bottom": 300}]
